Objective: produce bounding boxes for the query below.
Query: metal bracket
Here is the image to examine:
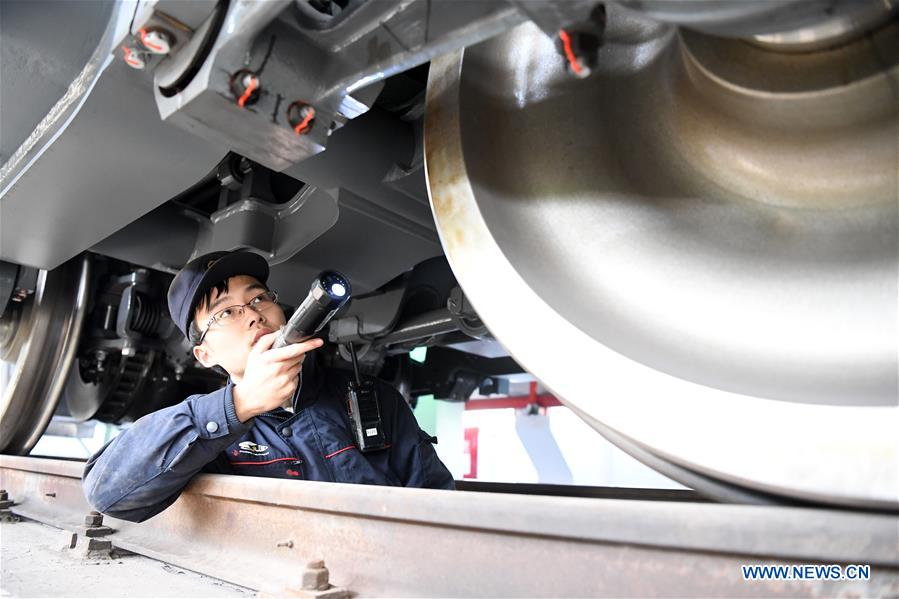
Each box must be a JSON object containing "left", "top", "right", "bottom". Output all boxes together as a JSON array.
[
  {"left": 0, "top": 489, "right": 18, "bottom": 523},
  {"left": 192, "top": 185, "right": 338, "bottom": 266},
  {"left": 0, "top": 262, "right": 19, "bottom": 319},
  {"left": 261, "top": 560, "right": 350, "bottom": 599}
]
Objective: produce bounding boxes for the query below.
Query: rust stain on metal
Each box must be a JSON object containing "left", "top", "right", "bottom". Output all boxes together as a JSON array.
[{"left": 424, "top": 51, "right": 474, "bottom": 258}]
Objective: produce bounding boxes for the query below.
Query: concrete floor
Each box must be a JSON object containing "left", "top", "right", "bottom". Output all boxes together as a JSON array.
[{"left": 1, "top": 517, "right": 254, "bottom": 597}]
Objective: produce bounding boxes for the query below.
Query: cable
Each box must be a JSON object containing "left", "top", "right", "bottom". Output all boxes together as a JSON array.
[
  {"left": 558, "top": 29, "right": 584, "bottom": 76},
  {"left": 237, "top": 76, "right": 259, "bottom": 108},
  {"left": 348, "top": 342, "right": 362, "bottom": 385},
  {"left": 138, "top": 28, "right": 165, "bottom": 53},
  {"left": 256, "top": 35, "right": 277, "bottom": 76},
  {"left": 293, "top": 107, "right": 315, "bottom": 134}
]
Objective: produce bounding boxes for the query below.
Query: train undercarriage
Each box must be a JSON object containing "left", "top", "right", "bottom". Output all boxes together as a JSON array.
[{"left": 1, "top": 0, "right": 897, "bottom": 513}]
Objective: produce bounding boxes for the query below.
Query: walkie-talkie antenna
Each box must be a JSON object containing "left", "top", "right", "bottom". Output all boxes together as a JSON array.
[{"left": 348, "top": 342, "right": 362, "bottom": 386}]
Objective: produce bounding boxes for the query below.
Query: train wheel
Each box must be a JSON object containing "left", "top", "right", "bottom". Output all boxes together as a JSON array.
[
  {"left": 0, "top": 256, "right": 90, "bottom": 454},
  {"left": 424, "top": 14, "right": 898, "bottom": 508}
]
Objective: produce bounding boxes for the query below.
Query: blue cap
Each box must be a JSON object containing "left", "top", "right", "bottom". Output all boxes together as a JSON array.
[{"left": 167, "top": 250, "right": 270, "bottom": 342}]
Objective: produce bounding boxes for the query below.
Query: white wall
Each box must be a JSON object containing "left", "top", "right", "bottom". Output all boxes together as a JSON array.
[{"left": 430, "top": 405, "right": 686, "bottom": 489}]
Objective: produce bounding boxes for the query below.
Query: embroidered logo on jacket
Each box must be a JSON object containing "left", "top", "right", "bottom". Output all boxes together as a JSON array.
[{"left": 238, "top": 441, "right": 270, "bottom": 456}]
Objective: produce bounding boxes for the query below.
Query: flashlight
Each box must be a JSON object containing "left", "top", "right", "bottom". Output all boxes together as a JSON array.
[{"left": 272, "top": 270, "right": 351, "bottom": 349}]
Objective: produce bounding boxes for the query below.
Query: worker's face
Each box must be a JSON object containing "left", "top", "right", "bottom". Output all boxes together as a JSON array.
[{"left": 191, "top": 275, "right": 287, "bottom": 381}]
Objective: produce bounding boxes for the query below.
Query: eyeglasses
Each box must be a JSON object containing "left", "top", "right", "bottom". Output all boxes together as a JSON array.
[{"left": 196, "top": 290, "right": 279, "bottom": 345}]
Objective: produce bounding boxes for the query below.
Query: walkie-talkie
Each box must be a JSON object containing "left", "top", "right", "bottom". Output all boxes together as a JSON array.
[{"left": 345, "top": 342, "right": 387, "bottom": 452}]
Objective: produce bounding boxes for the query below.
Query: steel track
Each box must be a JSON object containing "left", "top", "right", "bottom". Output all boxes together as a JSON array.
[{"left": 1, "top": 455, "right": 897, "bottom": 597}]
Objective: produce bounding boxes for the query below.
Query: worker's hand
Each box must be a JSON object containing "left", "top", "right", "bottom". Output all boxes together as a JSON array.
[{"left": 232, "top": 331, "right": 323, "bottom": 422}]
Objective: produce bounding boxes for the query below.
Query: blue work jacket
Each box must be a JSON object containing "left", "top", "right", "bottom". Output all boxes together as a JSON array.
[{"left": 82, "top": 359, "right": 454, "bottom": 522}]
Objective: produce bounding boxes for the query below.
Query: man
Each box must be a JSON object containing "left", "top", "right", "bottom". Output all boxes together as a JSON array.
[{"left": 83, "top": 250, "right": 454, "bottom": 522}]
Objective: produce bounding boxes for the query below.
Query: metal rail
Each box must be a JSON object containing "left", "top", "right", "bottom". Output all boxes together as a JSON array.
[{"left": 1, "top": 455, "right": 897, "bottom": 597}]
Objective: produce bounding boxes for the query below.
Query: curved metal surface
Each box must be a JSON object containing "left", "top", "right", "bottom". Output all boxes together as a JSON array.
[
  {"left": 0, "top": 0, "right": 127, "bottom": 193},
  {"left": 749, "top": 2, "right": 898, "bottom": 52},
  {"left": 156, "top": 0, "right": 229, "bottom": 96},
  {"left": 0, "top": 256, "right": 91, "bottom": 454},
  {"left": 0, "top": 0, "right": 226, "bottom": 272},
  {"left": 424, "top": 16, "right": 898, "bottom": 508},
  {"left": 617, "top": 0, "right": 894, "bottom": 38},
  {"left": 0, "top": 0, "right": 115, "bottom": 168}
]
